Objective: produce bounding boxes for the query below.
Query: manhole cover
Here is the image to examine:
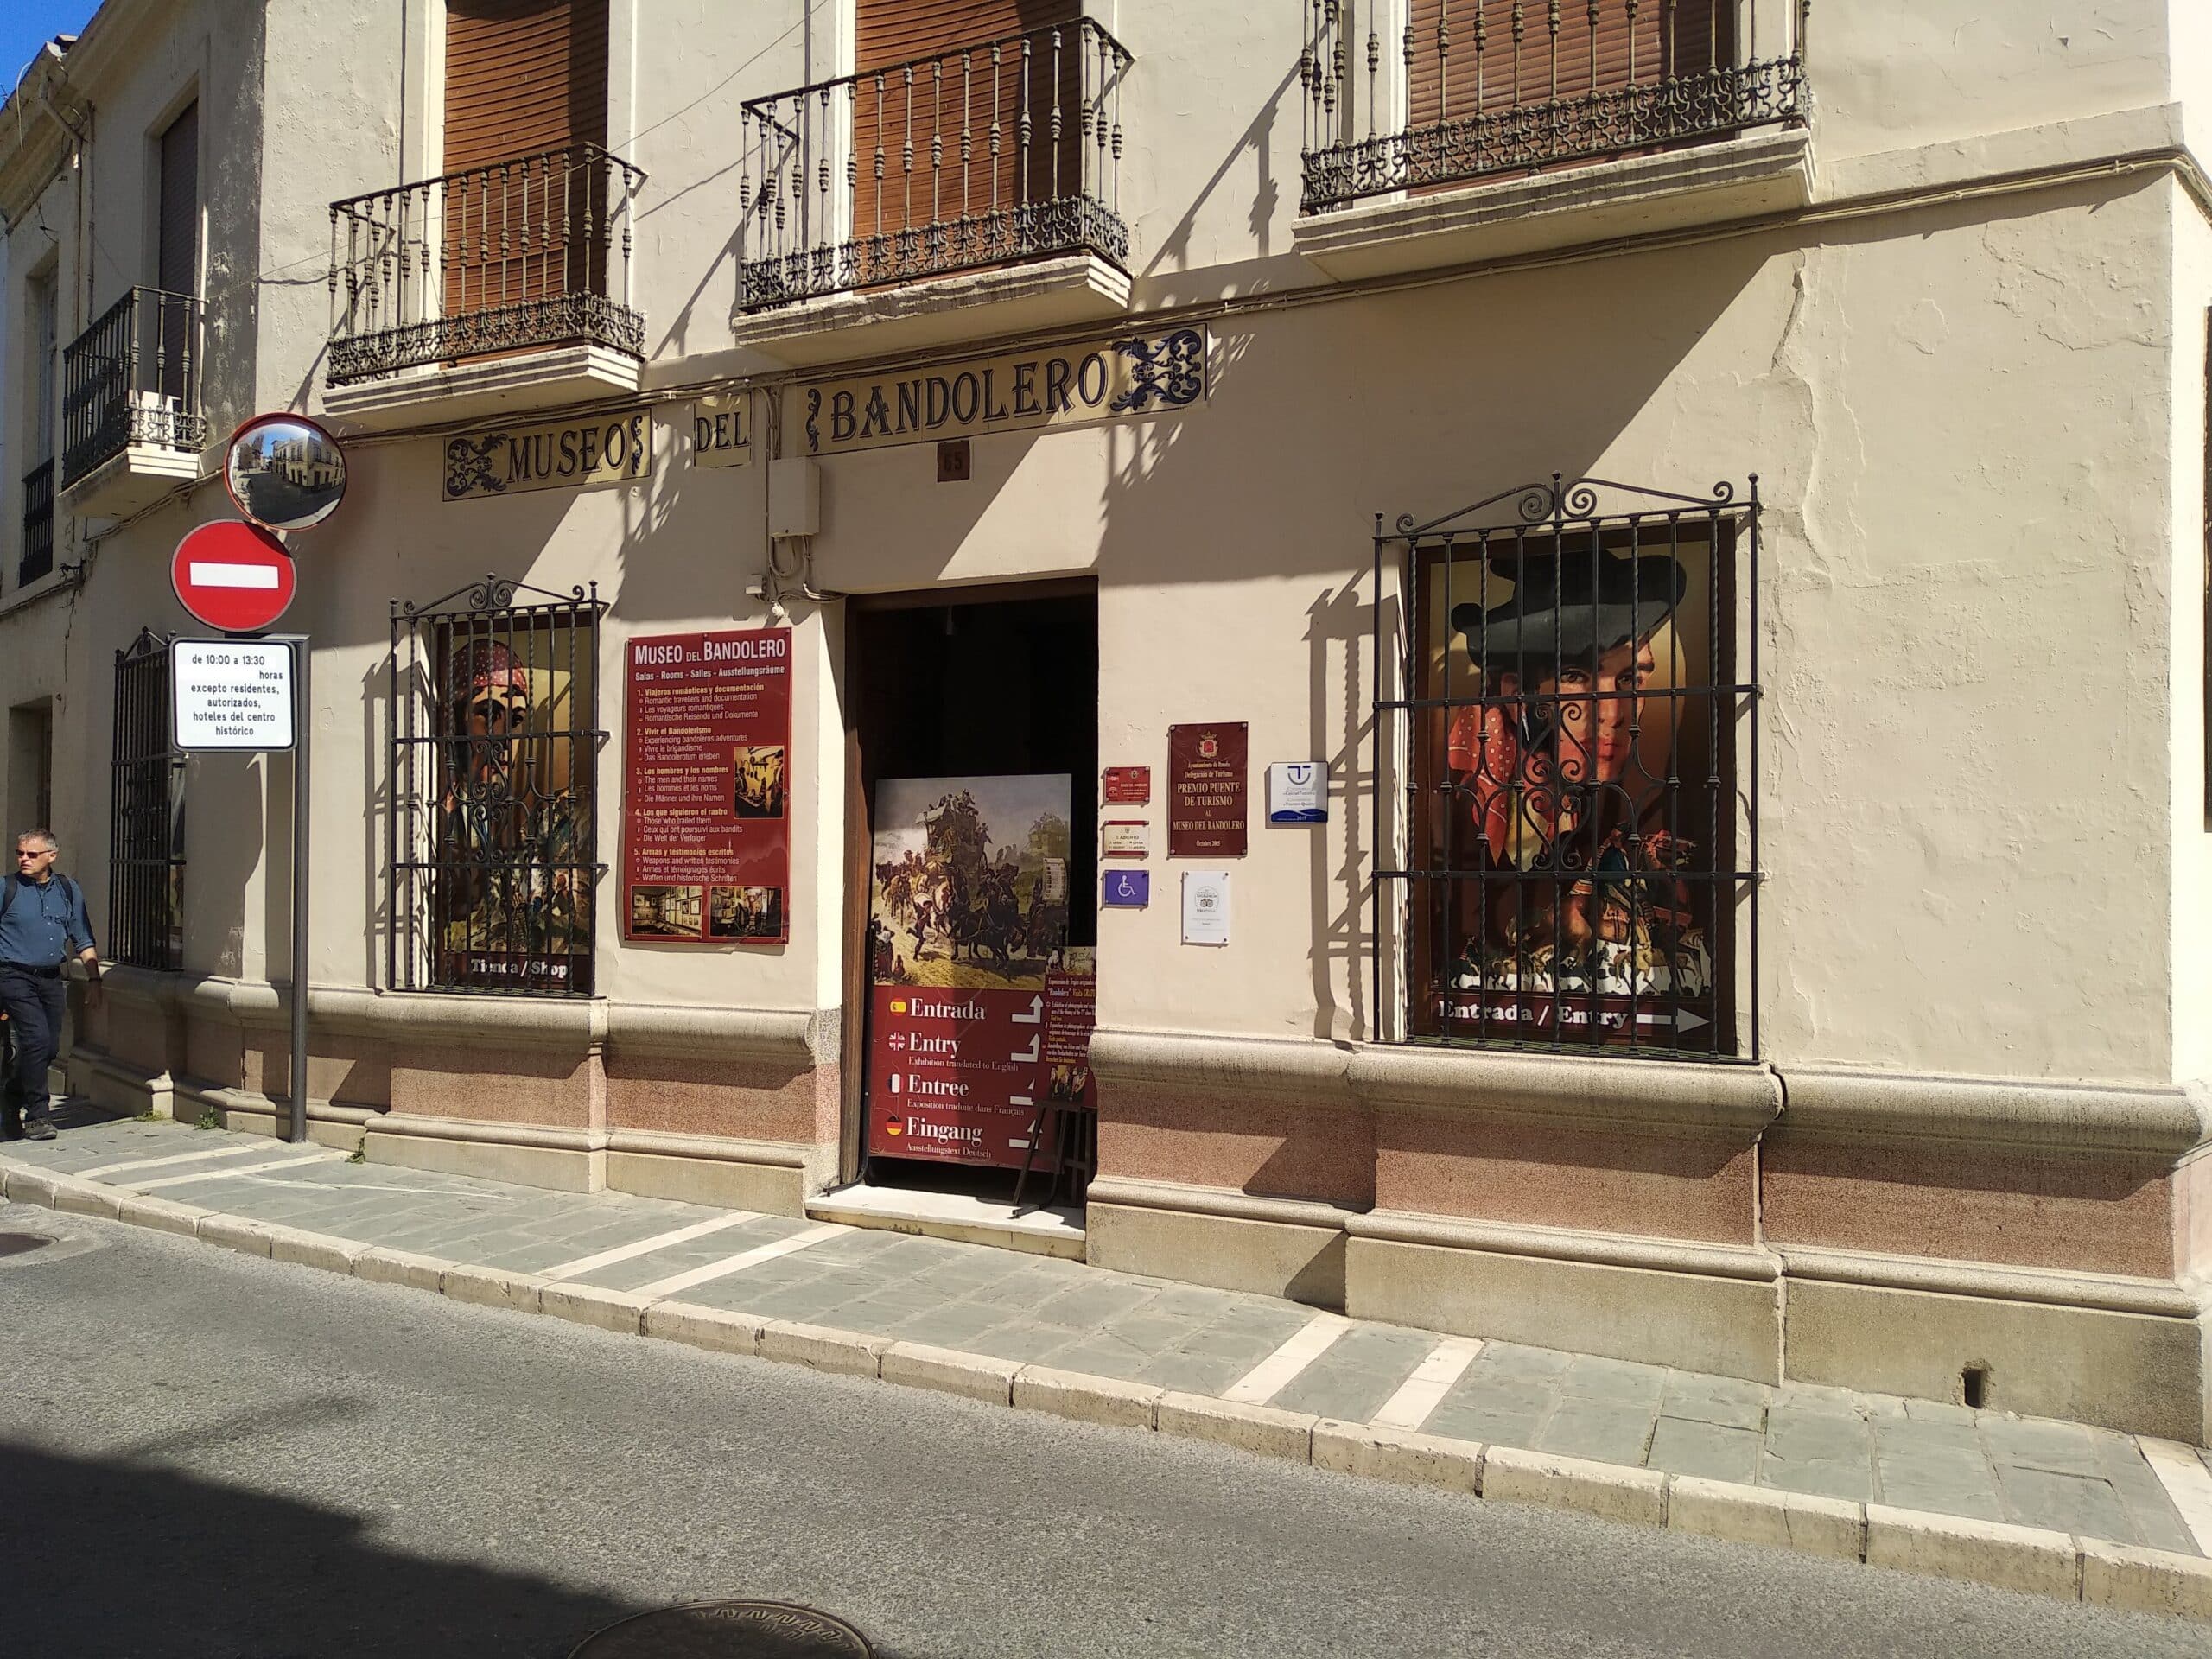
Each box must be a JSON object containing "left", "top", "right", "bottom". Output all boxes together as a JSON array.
[
  {"left": 570, "top": 1601, "right": 872, "bottom": 1658},
  {"left": 0, "top": 1233, "right": 53, "bottom": 1258}
]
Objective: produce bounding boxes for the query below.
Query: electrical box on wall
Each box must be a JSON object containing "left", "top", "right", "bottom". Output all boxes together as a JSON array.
[{"left": 769, "top": 457, "right": 820, "bottom": 538}]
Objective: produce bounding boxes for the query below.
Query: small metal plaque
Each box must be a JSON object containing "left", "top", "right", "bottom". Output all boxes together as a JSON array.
[{"left": 569, "top": 1599, "right": 872, "bottom": 1657}]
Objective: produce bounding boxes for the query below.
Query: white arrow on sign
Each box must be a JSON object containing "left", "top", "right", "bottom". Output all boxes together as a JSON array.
[
  {"left": 1009, "top": 1034, "right": 1039, "bottom": 1064},
  {"left": 1011, "top": 995, "right": 1044, "bottom": 1026},
  {"left": 1632, "top": 1008, "right": 1710, "bottom": 1033}
]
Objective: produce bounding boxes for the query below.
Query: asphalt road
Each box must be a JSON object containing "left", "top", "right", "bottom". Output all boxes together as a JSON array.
[{"left": 0, "top": 1201, "right": 2202, "bottom": 1659}]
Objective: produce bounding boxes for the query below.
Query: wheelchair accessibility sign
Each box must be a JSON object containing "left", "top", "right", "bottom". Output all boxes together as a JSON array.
[{"left": 1103, "top": 870, "right": 1151, "bottom": 909}]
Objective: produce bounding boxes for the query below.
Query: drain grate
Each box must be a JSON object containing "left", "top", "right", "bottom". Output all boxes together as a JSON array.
[
  {"left": 569, "top": 1601, "right": 872, "bottom": 1657},
  {"left": 0, "top": 1233, "right": 54, "bottom": 1258}
]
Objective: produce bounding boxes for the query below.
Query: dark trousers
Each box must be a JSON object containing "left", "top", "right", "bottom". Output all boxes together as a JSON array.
[{"left": 0, "top": 966, "right": 67, "bottom": 1126}]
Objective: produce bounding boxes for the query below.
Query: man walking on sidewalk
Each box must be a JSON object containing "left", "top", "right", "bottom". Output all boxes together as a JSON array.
[{"left": 1, "top": 830, "right": 102, "bottom": 1142}]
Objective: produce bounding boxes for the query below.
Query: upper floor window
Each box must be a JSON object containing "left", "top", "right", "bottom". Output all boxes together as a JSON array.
[
  {"left": 1300, "top": 0, "right": 1809, "bottom": 213},
  {"left": 18, "top": 268, "right": 59, "bottom": 588},
  {"left": 737, "top": 0, "right": 1131, "bottom": 311},
  {"left": 328, "top": 0, "right": 644, "bottom": 385}
]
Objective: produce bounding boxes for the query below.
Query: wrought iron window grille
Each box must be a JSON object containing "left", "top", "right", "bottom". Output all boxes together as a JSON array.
[
  {"left": 387, "top": 576, "right": 606, "bottom": 996},
  {"left": 1371, "top": 474, "right": 1761, "bottom": 1060},
  {"left": 1300, "top": 0, "right": 1810, "bottom": 215},
  {"left": 328, "top": 144, "right": 646, "bottom": 386},
  {"left": 110, "top": 628, "right": 186, "bottom": 971},
  {"left": 19, "top": 459, "right": 54, "bottom": 588},
  {"left": 61, "top": 287, "right": 209, "bottom": 486},
  {"left": 737, "top": 19, "right": 1132, "bottom": 312}
]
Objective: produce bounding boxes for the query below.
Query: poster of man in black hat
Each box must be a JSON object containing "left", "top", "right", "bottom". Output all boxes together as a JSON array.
[{"left": 1426, "top": 532, "right": 1724, "bottom": 1047}]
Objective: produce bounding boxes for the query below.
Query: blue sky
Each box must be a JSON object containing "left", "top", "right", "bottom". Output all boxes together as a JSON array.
[{"left": 3, "top": 1, "right": 99, "bottom": 103}]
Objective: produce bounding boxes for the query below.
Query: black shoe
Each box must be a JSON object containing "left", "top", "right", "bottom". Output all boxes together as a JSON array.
[{"left": 22, "top": 1117, "right": 56, "bottom": 1141}]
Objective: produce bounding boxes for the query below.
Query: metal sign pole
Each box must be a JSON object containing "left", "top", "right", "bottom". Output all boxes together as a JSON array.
[{"left": 270, "top": 632, "right": 310, "bottom": 1145}]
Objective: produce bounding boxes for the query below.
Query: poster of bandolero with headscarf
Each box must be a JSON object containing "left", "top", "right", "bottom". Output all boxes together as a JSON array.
[
  {"left": 433, "top": 631, "right": 597, "bottom": 994},
  {"left": 1414, "top": 518, "right": 1734, "bottom": 1052}
]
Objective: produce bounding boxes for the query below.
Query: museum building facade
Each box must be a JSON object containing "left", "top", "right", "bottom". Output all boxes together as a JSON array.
[{"left": 4, "top": 0, "right": 2212, "bottom": 1439}]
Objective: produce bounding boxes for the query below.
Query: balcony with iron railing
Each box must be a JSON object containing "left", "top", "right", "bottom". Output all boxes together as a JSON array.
[
  {"left": 19, "top": 459, "right": 54, "bottom": 589},
  {"left": 59, "top": 287, "right": 210, "bottom": 517},
  {"left": 325, "top": 144, "right": 647, "bottom": 423},
  {"left": 1295, "top": 0, "right": 1811, "bottom": 275},
  {"left": 732, "top": 20, "right": 1133, "bottom": 359}
]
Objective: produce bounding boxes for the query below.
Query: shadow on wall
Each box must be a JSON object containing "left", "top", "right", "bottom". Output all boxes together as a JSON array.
[{"left": 1088, "top": 232, "right": 1775, "bottom": 1046}]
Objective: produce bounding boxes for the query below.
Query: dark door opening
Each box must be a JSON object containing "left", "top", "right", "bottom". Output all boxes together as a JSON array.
[{"left": 844, "top": 587, "right": 1097, "bottom": 1204}]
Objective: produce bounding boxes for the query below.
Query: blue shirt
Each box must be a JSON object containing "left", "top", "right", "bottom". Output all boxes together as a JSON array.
[{"left": 0, "top": 873, "right": 96, "bottom": 968}]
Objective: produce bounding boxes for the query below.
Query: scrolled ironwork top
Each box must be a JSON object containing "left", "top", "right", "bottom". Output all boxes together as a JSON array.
[
  {"left": 397, "top": 574, "right": 597, "bottom": 622},
  {"left": 1387, "top": 474, "right": 1751, "bottom": 543}
]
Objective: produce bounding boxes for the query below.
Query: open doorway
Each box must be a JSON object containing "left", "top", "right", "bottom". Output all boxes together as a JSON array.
[{"left": 836, "top": 583, "right": 1098, "bottom": 1236}]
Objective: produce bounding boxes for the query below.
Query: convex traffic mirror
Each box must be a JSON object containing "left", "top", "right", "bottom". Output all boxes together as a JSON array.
[{"left": 226, "top": 413, "right": 347, "bottom": 532}]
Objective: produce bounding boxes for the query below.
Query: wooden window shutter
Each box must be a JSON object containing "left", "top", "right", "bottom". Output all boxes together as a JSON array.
[
  {"left": 1408, "top": 0, "right": 1728, "bottom": 137},
  {"left": 852, "top": 0, "right": 1082, "bottom": 241},
  {"left": 442, "top": 0, "right": 612, "bottom": 322},
  {"left": 156, "top": 102, "right": 199, "bottom": 296},
  {"left": 443, "top": 0, "right": 609, "bottom": 175}
]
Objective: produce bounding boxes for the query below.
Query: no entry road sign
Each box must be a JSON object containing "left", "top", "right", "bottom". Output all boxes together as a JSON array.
[{"left": 171, "top": 519, "right": 296, "bottom": 632}]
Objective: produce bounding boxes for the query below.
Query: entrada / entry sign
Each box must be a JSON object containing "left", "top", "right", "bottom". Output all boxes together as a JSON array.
[
  {"left": 622, "top": 628, "right": 793, "bottom": 944},
  {"left": 865, "top": 775, "right": 1075, "bottom": 1168},
  {"left": 172, "top": 639, "right": 295, "bottom": 751}
]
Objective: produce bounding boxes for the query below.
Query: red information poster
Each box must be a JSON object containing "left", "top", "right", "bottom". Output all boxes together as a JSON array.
[
  {"left": 623, "top": 628, "right": 792, "bottom": 944},
  {"left": 1042, "top": 946, "right": 1097, "bottom": 1114},
  {"left": 864, "top": 775, "right": 1073, "bottom": 1167}
]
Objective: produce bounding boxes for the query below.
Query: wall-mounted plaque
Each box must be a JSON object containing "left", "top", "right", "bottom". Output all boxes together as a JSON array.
[
  {"left": 444, "top": 411, "right": 652, "bottom": 501},
  {"left": 692, "top": 393, "right": 752, "bottom": 468},
  {"left": 1103, "top": 766, "right": 1150, "bottom": 804},
  {"left": 1101, "top": 820, "right": 1149, "bottom": 858},
  {"left": 1167, "top": 723, "right": 1248, "bottom": 858},
  {"left": 791, "top": 327, "right": 1209, "bottom": 457}
]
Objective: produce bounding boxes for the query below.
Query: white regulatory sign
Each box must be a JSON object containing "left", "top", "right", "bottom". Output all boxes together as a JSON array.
[{"left": 173, "top": 639, "right": 296, "bottom": 751}]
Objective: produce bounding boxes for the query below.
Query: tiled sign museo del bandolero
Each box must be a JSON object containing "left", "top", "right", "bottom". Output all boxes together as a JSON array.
[
  {"left": 443, "top": 410, "right": 653, "bottom": 501},
  {"left": 792, "top": 327, "right": 1209, "bottom": 457}
]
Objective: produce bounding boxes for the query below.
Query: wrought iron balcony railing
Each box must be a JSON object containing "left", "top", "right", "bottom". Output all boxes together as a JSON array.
[
  {"left": 20, "top": 459, "right": 54, "bottom": 587},
  {"left": 327, "top": 143, "right": 646, "bottom": 386},
  {"left": 60, "top": 287, "right": 209, "bottom": 487},
  {"left": 737, "top": 19, "right": 1131, "bottom": 313},
  {"left": 1300, "top": 0, "right": 1808, "bottom": 214}
]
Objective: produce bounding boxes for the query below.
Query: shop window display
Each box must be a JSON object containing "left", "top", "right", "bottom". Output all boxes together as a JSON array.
[
  {"left": 388, "top": 581, "right": 603, "bottom": 995},
  {"left": 1379, "top": 479, "right": 1760, "bottom": 1057}
]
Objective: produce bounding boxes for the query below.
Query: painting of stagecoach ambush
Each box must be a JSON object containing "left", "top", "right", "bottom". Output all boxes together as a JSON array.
[
  {"left": 709, "top": 884, "right": 784, "bottom": 940},
  {"left": 731, "top": 746, "right": 787, "bottom": 818},
  {"left": 629, "top": 883, "right": 702, "bottom": 938},
  {"left": 868, "top": 775, "right": 1072, "bottom": 992}
]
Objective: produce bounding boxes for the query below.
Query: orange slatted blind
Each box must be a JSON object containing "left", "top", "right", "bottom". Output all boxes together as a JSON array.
[
  {"left": 442, "top": 0, "right": 610, "bottom": 318},
  {"left": 853, "top": 0, "right": 1082, "bottom": 237},
  {"left": 444, "top": 0, "right": 607, "bottom": 172},
  {"left": 1408, "top": 0, "right": 1726, "bottom": 133}
]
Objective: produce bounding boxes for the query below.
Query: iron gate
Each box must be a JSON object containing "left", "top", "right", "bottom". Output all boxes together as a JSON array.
[
  {"left": 1372, "top": 475, "right": 1760, "bottom": 1059},
  {"left": 108, "top": 628, "right": 185, "bottom": 970},
  {"left": 387, "top": 576, "right": 605, "bottom": 995}
]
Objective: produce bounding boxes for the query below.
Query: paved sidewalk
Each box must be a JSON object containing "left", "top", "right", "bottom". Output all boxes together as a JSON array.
[{"left": 7, "top": 1108, "right": 2212, "bottom": 1618}]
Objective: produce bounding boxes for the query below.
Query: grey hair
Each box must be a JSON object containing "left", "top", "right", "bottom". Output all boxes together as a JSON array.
[{"left": 13, "top": 828, "right": 57, "bottom": 851}]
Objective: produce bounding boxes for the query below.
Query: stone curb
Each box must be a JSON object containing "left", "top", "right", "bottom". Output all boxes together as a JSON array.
[{"left": 6, "top": 1152, "right": 2212, "bottom": 1624}]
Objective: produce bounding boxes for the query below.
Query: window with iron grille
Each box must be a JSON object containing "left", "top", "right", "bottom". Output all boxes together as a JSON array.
[
  {"left": 110, "top": 629, "right": 185, "bottom": 969},
  {"left": 388, "top": 576, "right": 604, "bottom": 995},
  {"left": 1372, "top": 476, "right": 1760, "bottom": 1059}
]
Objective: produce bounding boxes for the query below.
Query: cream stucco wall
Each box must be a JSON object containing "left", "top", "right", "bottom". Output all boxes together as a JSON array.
[{"left": 2, "top": 0, "right": 2208, "bottom": 1096}]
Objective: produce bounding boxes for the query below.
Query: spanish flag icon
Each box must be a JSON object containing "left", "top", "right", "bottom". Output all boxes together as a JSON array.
[{"left": 890, "top": 1000, "right": 907, "bottom": 1014}]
